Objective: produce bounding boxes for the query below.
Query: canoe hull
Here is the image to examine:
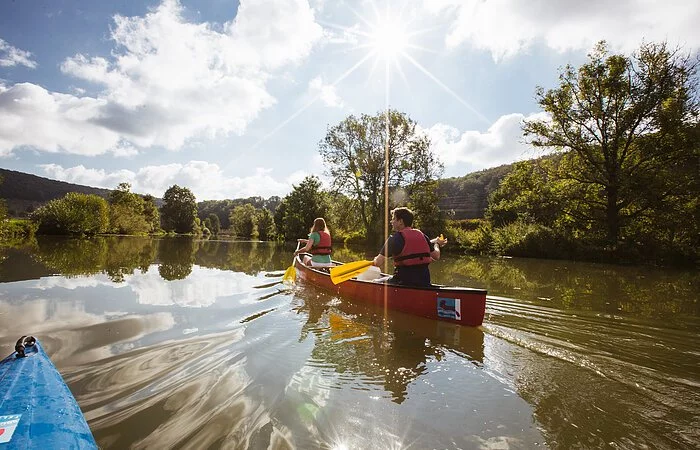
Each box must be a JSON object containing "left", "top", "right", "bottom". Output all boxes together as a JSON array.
[
  {"left": 0, "top": 338, "right": 97, "bottom": 449},
  {"left": 294, "top": 257, "right": 486, "bottom": 326}
]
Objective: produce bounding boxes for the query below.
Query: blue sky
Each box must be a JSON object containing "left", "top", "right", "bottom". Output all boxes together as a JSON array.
[{"left": 1, "top": 0, "right": 697, "bottom": 200}]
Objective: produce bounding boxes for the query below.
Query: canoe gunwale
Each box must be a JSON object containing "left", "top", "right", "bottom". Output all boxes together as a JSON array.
[{"left": 294, "top": 253, "right": 487, "bottom": 295}]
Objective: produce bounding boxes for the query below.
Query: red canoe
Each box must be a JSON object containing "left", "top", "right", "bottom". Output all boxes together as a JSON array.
[{"left": 293, "top": 256, "right": 487, "bottom": 326}]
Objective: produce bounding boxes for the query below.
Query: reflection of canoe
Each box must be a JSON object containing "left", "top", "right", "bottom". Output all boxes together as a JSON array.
[
  {"left": 294, "top": 256, "right": 487, "bottom": 326},
  {"left": 0, "top": 336, "right": 97, "bottom": 448}
]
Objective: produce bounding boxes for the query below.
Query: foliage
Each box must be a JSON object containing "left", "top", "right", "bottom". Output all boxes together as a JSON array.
[
  {"left": 229, "top": 204, "right": 257, "bottom": 238},
  {"left": 198, "top": 197, "right": 281, "bottom": 230},
  {"left": 409, "top": 180, "right": 446, "bottom": 238},
  {"left": 255, "top": 208, "right": 275, "bottom": 241},
  {"left": 160, "top": 185, "right": 197, "bottom": 234},
  {"left": 325, "top": 192, "right": 365, "bottom": 243},
  {"left": 319, "top": 109, "right": 443, "bottom": 244},
  {"left": 0, "top": 218, "right": 37, "bottom": 242},
  {"left": 108, "top": 183, "right": 149, "bottom": 234},
  {"left": 206, "top": 213, "right": 220, "bottom": 235},
  {"left": 437, "top": 164, "right": 513, "bottom": 219},
  {"left": 486, "top": 158, "right": 577, "bottom": 230},
  {"left": 274, "top": 176, "right": 329, "bottom": 241},
  {"left": 523, "top": 41, "right": 699, "bottom": 248},
  {"left": 142, "top": 194, "right": 161, "bottom": 233},
  {"left": 489, "top": 220, "right": 578, "bottom": 259},
  {"left": 31, "top": 192, "right": 110, "bottom": 235},
  {"left": 447, "top": 220, "right": 492, "bottom": 254}
]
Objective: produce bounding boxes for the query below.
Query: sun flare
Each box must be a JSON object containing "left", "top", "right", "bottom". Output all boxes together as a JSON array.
[{"left": 369, "top": 20, "right": 409, "bottom": 58}]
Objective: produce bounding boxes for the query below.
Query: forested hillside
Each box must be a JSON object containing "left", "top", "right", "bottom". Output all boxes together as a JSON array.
[
  {"left": 0, "top": 165, "right": 513, "bottom": 220},
  {"left": 437, "top": 164, "right": 513, "bottom": 219},
  {"left": 0, "top": 168, "right": 112, "bottom": 217}
]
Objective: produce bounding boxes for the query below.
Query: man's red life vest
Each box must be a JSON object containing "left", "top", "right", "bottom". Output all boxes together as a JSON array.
[
  {"left": 394, "top": 228, "right": 431, "bottom": 266},
  {"left": 311, "top": 230, "right": 332, "bottom": 255}
]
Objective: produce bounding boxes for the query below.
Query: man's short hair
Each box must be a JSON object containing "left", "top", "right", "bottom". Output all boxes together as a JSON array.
[{"left": 392, "top": 207, "right": 414, "bottom": 227}]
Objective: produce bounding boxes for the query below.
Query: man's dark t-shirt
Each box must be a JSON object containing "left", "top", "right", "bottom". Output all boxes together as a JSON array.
[{"left": 380, "top": 230, "right": 433, "bottom": 287}]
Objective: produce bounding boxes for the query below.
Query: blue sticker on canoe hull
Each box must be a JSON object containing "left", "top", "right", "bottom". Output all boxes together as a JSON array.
[
  {"left": 437, "top": 297, "right": 461, "bottom": 320},
  {"left": 0, "top": 415, "right": 21, "bottom": 444}
]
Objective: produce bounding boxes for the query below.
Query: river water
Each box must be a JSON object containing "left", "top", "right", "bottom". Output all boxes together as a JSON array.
[{"left": 0, "top": 237, "right": 697, "bottom": 449}]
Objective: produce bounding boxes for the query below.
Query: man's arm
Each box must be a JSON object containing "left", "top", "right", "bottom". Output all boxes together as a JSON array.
[
  {"left": 372, "top": 236, "right": 393, "bottom": 268},
  {"left": 428, "top": 234, "right": 447, "bottom": 260}
]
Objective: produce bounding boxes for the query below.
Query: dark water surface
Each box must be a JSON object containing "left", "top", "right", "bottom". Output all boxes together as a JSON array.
[{"left": 0, "top": 237, "right": 697, "bottom": 449}]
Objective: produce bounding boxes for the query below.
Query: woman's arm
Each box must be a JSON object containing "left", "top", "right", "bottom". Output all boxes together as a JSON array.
[{"left": 294, "top": 235, "right": 315, "bottom": 256}]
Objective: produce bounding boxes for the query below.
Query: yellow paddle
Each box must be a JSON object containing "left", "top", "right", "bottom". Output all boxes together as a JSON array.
[
  {"left": 329, "top": 260, "right": 374, "bottom": 285},
  {"left": 282, "top": 243, "right": 301, "bottom": 284},
  {"left": 282, "top": 264, "right": 296, "bottom": 284},
  {"left": 330, "top": 233, "right": 444, "bottom": 285}
]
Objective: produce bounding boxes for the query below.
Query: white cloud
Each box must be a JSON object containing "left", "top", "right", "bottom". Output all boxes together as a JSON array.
[
  {"left": 0, "top": 38, "right": 37, "bottom": 68},
  {"left": 307, "top": 76, "right": 344, "bottom": 107},
  {"left": 39, "top": 161, "right": 296, "bottom": 199},
  {"left": 424, "top": 0, "right": 700, "bottom": 60},
  {"left": 0, "top": 83, "right": 122, "bottom": 157},
  {"left": 424, "top": 112, "right": 548, "bottom": 172},
  {"left": 0, "top": 0, "right": 322, "bottom": 156}
]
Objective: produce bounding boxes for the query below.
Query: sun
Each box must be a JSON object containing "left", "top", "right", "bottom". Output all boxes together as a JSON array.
[{"left": 369, "top": 19, "right": 409, "bottom": 59}]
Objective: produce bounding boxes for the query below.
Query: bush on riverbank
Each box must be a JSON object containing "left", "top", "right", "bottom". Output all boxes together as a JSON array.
[
  {"left": 0, "top": 218, "right": 37, "bottom": 242},
  {"left": 31, "top": 193, "right": 110, "bottom": 236}
]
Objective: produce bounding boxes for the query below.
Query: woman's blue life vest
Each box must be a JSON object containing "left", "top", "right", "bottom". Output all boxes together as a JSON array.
[
  {"left": 310, "top": 230, "right": 332, "bottom": 255},
  {"left": 394, "top": 228, "right": 431, "bottom": 266}
]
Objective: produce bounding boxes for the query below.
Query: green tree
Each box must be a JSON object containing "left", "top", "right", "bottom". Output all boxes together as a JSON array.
[
  {"left": 206, "top": 213, "right": 220, "bottom": 235},
  {"left": 161, "top": 185, "right": 197, "bottom": 233},
  {"left": 255, "top": 208, "right": 275, "bottom": 240},
  {"left": 229, "top": 203, "right": 257, "bottom": 238},
  {"left": 325, "top": 192, "right": 364, "bottom": 242},
  {"left": 276, "top": 176, "right": 329, "bottom": 241},
  {"left": 143, "top": 194, "right": 161, "bottom": 233},
  {"left": 486, "top": 158, "right": 577, "bottom": 230},
  {"left": 108, "top": 183, "right": 149, "bottom": 234},
  {"left": 409, "top": 180, "right": 446, "bottom": 238},
  {"left": 523, "top": 41, "right": 699, "bottom": 246},
  {"left": 31, "top": 192, "right": 109, "bottom": 235},
  {"left": 319, "top": 109, "right": 443, "bottom": 244}
]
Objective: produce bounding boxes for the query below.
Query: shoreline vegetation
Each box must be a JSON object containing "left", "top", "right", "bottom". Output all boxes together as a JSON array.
[{"left": 1, "top": 40, "right": 698, "bottom": 268}]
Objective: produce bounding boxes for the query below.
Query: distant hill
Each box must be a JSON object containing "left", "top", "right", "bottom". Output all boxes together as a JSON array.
[
  {"left": 0, "top": 163, "right": 515, "bottom": 220},
  {"left": 0, "top": 168, "right": 113, "bottom": 217},
  {"left": 437, "top": 164, "right": 513, "bottom": 219}
]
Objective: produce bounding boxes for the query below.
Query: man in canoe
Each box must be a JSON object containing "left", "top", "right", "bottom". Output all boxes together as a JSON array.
[
  {"left": 294, "top": 217, "right": 333, "bottom": 267},
  {"left": 371, "top": 207, "right": 447, "bottom": 286}
]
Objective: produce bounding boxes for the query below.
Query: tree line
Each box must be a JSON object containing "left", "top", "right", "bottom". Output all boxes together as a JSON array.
[{"left": 1, "top": 40, "right": 696, "bottom": 265}]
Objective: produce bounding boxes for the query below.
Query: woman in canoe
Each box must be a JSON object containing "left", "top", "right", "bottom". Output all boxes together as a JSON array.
[
  {"left": 372, "top": 207, "right": 447, "bottom": 286},
  {"left": 294, "top": 217, "right": 333, "bottom": 267}
]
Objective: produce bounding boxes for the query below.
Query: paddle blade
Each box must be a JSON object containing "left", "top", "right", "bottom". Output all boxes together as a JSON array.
[
  {"left": 330, "top": 260, "right": 374, "bottom": 285},
  {"left": 282, "top": 265, "right": 296, "bottom": 284}
]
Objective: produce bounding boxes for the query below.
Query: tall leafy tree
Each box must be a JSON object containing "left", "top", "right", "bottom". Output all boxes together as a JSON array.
[
  {"left": 108, "top": 183, "right": 149, "bottom": 234},
  {"left": 142, "top": 194, "right": 161, "bottom": 233},
  {"left": 319, "top": 109, "right": 443, "bottom": 244},
  {"left": 255, "top": 208, "right": 275, "bottom": 241},
  {"left": 229, "top": 204, "right": 257, "bottom": 238},
  {"left": 206, "top": 213, "right": 220, "bottom": 235},
  {"left": 523, "top": 41, "right": 699, "bottom": 246},
  {"left": 276, "top": 176, "right": 328, "bottom": 241},
  {"left": 161, "top": 185, "right": 197, "bottom": 233},
  {"left": 409, "top": 181, "right": 446, "bottom": 238}
]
